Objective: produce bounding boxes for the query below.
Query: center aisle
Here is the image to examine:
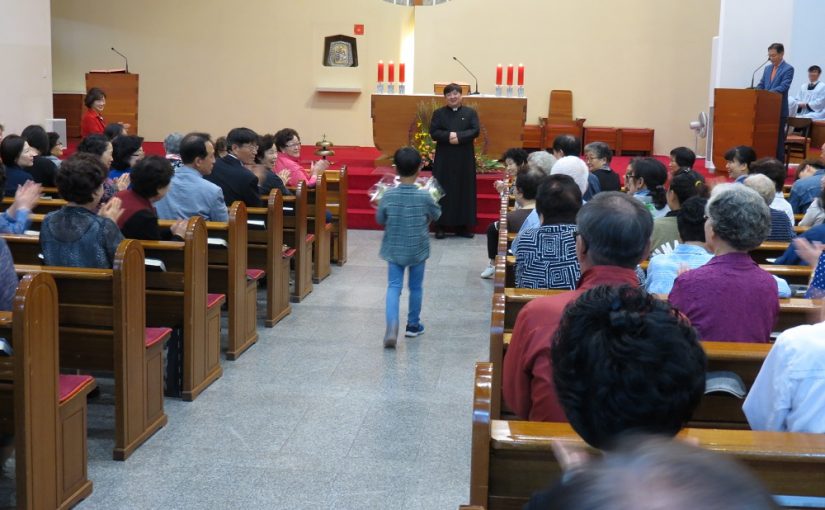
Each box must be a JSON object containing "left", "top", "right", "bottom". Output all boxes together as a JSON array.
[{"left": 78, "top": 230, "right": 493, "bottom": 509}]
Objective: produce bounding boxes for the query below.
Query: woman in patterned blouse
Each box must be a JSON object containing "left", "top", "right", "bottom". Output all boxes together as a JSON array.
[{"left": 514, "top": 174, "right": 582, "bottom": 289}]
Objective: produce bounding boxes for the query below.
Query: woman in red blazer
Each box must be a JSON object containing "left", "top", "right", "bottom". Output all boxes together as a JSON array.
[{"left": 80, "top": 87, "right": 106, "bottom": 137}]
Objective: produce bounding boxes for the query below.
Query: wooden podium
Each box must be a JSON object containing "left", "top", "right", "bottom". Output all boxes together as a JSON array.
[
  {"left": 712, "top": 88, "right": 780, "bottom": 173},
  {"left": 371, "top": 94, "right": 526, "bottom": 160},
  {"left": 85, "top": 72, "right": 139, "bottom": 135}
]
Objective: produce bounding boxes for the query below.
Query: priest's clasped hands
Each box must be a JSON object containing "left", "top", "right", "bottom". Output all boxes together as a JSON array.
[{"left": 448, "top": 131, "right": 459, "bottom": 145}]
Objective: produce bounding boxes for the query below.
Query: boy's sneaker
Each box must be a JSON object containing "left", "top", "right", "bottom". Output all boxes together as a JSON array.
[
  {"left": 384, "top": 322, "right": 398, "bottom": 348},
  {"left": 480, "top": 265, "right": 495, "bottom": 279},
  {"left": 405, "top": 323, "right": 425, "bottom": 337}
]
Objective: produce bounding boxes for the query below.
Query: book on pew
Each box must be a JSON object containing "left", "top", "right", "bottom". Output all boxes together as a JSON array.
[
  {"left": 144, "top": 258, "right": 166, "bottom": 272},
  {"left": 247, "top": 219, "right": 266, "bottom": 229},
  {"left": 24, "top": 230, "right": 39, "bottom": 237},
  {"left": 207, "top": 237, "right": 228, "bottom": 247}
]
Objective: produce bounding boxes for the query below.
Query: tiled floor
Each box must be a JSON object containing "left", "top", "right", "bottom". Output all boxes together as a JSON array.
[{"left": 74, "top": 229, "right": 493, "bottom": 509}]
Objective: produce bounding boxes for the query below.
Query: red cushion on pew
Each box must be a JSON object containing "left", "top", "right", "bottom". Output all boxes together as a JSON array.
[
  {"left": 246, "top": 269, "right": 265, "bottom": 281},
  {"left": 207, "top": 293, "right": 225, "bottom": 309},
  {"left": 59, "top": 374, "right": 95, "bottom": 404},
  {"left": 145, "top": 327, "right": 172, "bottom": 348},
  {"left": 305, "top": 234, "right": 315, "bottom": 243},
  {"left": 282, "top": 248, "right": 296, "bottom": 258}
]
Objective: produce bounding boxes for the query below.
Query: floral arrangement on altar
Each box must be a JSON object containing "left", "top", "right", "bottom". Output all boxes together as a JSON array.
[{"left": 408, "top": 100, "right": 504, "bottom": 173}]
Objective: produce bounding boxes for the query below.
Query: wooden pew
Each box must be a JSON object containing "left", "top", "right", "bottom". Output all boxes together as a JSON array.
[
  {"left": 469, "top": 362, "right": 825, "bottom": 510},
  {"left": 302, "top": 174, "right": 332, "bottom": 284},
  {"left": 283, "top": 182, "right": 315, "bottom": 302},
  {"left": 751, "top": 241, "right": 790, "bottom": 265},
  {"left": 192, "top": 202, "right": 259, "bottom": 361},
  {"left": 761, "top": 264, "right": 812, "bottom": 286},
  {"left": 248, "top": 189, "right": 293, "bottom": 327},
  {"left": 325, "top": 166, "right": 348, "bottom": 266},
  {"left": 1, "top": 197, "right": 66, "bottom": 216},
  {"left": 6, "top": 239, "right": 168, "bottom": 461},
  {"left": 0, "top": 272, "right": 95, "bottom": 509},
  {"left": 140, "top": 216, "right": 224, "bottom": 401},
  {"left": 500, "top": 287, "right": 822, "bottom": 335}
]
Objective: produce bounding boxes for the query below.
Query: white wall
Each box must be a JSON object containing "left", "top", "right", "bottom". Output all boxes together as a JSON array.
[
  {"left": 0, "top": 0, "right": 54, "bottom": 134},
  {"left": 788, "top": 0, "right": 825, "bottom": 95}
]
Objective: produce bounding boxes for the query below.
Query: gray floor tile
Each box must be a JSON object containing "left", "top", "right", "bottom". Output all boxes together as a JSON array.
[{"left": 76, "top": 230, "right": 491, "bottom": 510}]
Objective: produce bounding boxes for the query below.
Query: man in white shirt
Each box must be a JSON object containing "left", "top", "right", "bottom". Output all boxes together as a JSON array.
[
  {"left": 790, "top": 65, "right": 825, "bottom": 120},
  {"left": 743, "top": 319, "right": 825, "bottom": 433}
]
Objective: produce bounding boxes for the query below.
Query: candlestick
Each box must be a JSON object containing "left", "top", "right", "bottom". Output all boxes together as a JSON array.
[
  {"left": 388, "top": 61, "right": 395, "bottom": 83},
  {"left": 377, "top": 60, "right": 384, "bottom": 82},
  {"left": 506, "top": 64, "right": 514, "bottom": 86},
  {"left": 399, "top": 63, "right": 406, "bottom": 83},
  {"left": 517, "top": 63, "right": 524, "bottom": 86},
  {"left": 495, "top": 64, "right": 503, "bottom": 86},
  {"left": 495, "top": 85, "right": 503, "bottom": 97}
]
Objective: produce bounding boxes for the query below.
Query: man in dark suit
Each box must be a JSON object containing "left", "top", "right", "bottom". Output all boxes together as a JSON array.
[
  {"left": 205, "top": 127, "right": 262, "bottom": 207},
  {"left": 756, "top": 42, "right": 794, "bottom": 161}
]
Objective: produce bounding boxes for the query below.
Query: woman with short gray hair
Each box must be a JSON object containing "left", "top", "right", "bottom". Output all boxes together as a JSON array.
[
  {"left": 744, "top": 174, "right": 794, "bottom": 241},
  {"left": 669, "top": 184, "right": 778, "bottom": 343},
  {"left": 584, "top": 141, "right": 620, "bottom": 192}
]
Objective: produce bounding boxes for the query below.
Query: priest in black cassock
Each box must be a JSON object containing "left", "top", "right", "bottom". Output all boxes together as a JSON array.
[{"left": 429, "top": 83, "right": 480, "bottom": 238}]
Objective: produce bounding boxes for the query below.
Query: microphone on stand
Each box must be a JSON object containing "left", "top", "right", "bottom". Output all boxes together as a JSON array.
[
  {"left": 749, "top": 58, "right": 770, "bottom": 89},
  {"left": 452, "top": 56, "right": 480, "bottom": 95},
  {"left": 111, "top": 47, "right": 129, "bottom": 73}
]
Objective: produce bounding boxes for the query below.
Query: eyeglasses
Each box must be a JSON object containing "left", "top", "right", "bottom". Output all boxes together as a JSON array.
[
  {"left": 285, "top": 142, "right": 301, "bottom": 149},
  {"left": 242, "top": 144, "right": 259, "bottom": 152},
  {"left": 625, "top": 173, "right": 637, "bottom": 180}
]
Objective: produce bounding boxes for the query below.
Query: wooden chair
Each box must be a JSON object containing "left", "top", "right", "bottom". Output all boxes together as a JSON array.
[
  {"left": 0, "top": 272, "right": 95, "bottom": 509},
  {"left": 283, "top": 182, "right": 314, "bottom": 302},
  {"left": 546, "top": 90, "right": 574, "bottom": 123},
  {"left": 248, "top": 189, "right": 293, "bottom": 327},
  {"left": 140, "top": 216, "right": 224, "bottom": 400},
  {"left": 6, "top": 239, "right": 168, "bottom": 460},
  {"left": 469, "top": 362, "right": 825, "bottom": 510},
  {"left": 785, "top": 117, "right": 813, "bottom": 164},
  {"left": 325, "top": 166, "right": 349, "bottom": 266}
]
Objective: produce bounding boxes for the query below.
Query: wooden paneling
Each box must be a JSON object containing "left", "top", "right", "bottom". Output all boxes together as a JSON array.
[
  {"left": 371, "top": 94, "right": 527, "bottom": 159},
  {"left": 53, "top": 93, "right": 84, "bottom": 139}
]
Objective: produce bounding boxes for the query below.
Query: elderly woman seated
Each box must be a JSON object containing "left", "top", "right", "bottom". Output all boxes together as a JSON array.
[
  {"left": 40, "top": 153, "right": 124, "bottom": 269},
  {"left": 744, "top": 173, "right": 795, "bottom": 241},
  {"left": 115, "top": 155, "right": 187, "bottom": 240},
  {"left": 584, "top": 141, "right": 620, "bottom": 192},
  {"left": 526, "top": 150, "right": 555, "bottom": 175},
  {"left": 514, "top": 174, "right": 582, "bottom": 289},
  {"left": 273, "top": 128, "right": 329, "bottom": 188},
  {"left": 669, "top": 184, "right": 778, "bottom": 342}
]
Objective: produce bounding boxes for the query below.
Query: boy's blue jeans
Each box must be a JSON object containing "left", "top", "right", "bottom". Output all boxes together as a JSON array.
[{"left": 385, "top": 261, "right": 426, "bottom": 330}]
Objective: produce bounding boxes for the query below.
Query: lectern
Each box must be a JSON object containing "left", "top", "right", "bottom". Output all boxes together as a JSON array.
[
  {"left": 712, "top": 88, "right": 780, "bottom": 173},
  {"left": 85, "top": 72, "right": 139, "bottom": 135}
]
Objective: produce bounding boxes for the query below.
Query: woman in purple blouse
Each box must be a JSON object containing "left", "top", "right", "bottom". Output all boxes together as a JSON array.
[{"left": 669, "top": 184, "right": 779, "bottom": 342}]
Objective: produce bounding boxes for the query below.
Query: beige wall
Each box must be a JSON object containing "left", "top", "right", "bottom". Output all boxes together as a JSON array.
[
  {"left": 51, "top": 0, "right": 411, "bottom": 143},
  {"left": 51, "top": 1, "right": 719, "bottom": 153},
  {"left": 414, "top": 0, "right": 720, "bottom": 154},
  {"left": 1, "top": 0, "right": 54, "bottom": 134}
]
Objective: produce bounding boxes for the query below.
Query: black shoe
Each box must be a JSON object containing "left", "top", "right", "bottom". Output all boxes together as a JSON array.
[
  {"left": 457, "top": 229, "right": 475, "bottom": 239},
  {"left": 435, "top": 228, "right": 445, "bottom": 239}
]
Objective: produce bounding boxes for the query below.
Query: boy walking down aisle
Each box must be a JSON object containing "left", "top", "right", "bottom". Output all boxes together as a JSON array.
[{"left": 376, "top": 147, "right": 442, "bottom": 348}]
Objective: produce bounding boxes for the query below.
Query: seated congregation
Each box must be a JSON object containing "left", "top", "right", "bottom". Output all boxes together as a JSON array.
[
  {"left": 0, "top": 116, "right": 348, "bottom": 506},
  {"left": 481, "top": 136, "right": 825, "bottom": 506}
]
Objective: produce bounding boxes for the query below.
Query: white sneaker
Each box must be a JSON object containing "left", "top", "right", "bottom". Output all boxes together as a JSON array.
[{"left": 480, "top": 265, "right": 495, "bottom": 279}]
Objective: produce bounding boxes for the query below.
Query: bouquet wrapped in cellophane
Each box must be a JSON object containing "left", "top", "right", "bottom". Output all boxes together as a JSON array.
[{"left": 367, "top": 174, "right": 445, "bottom": 208}]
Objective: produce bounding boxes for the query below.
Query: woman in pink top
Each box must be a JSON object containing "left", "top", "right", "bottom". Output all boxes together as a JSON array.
[{"left": 273, "top": 128, "right": 329, "bottom": 188}]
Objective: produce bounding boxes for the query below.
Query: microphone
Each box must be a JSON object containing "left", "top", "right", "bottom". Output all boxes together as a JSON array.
[
  {"left": 111, "top": 47, "right": 129, "bottom": 73},
  {"left": 749, "top": 58, "right": 770, "bottom": 89},
  {"left": 452, "top": 56, "right": 480, "bottom": 95}
]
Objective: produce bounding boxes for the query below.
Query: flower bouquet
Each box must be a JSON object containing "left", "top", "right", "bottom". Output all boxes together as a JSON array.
[{"left": 368, "top": 174, "right": 445, "bottom": 208}]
